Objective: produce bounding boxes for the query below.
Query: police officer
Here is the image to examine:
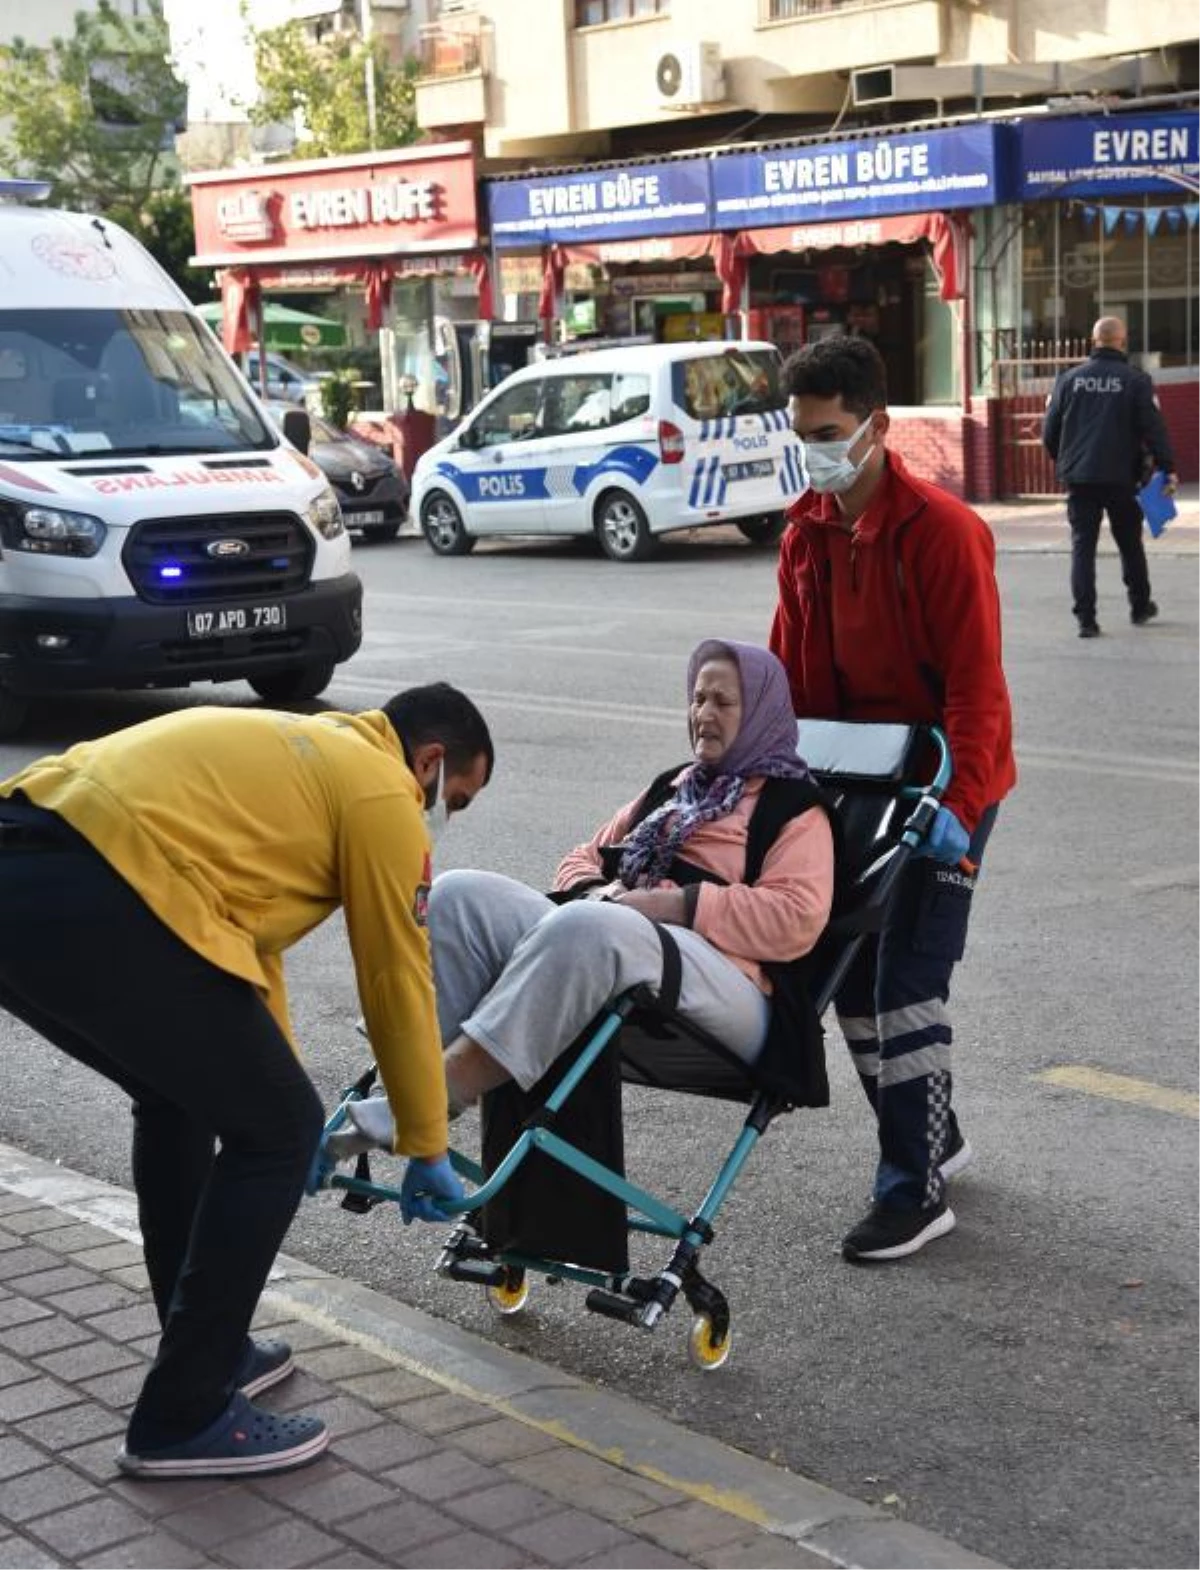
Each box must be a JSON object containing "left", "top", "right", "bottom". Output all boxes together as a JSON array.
[{"left": 1043, "top": 316, "right": 1178, "bottom": 638}]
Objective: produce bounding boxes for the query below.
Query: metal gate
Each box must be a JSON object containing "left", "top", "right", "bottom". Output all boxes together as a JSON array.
[{"left": 993, "top": 338, "right": 1087, "bottom": 499}]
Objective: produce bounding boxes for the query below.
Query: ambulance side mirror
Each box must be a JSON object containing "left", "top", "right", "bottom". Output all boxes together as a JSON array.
[{"left": 281, "top": 408, "right": 311, "bottom": 455}]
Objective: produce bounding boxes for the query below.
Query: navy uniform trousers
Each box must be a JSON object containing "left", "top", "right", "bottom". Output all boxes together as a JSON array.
[{"left": 835, "top": 806, "right": 998, "bottom": 1212}]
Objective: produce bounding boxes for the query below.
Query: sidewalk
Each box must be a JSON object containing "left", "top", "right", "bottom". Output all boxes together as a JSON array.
[
  {"left": 977, "top": 483, "right": 1199, "bottom": 554},
  {"left": 0, "top": 1144, "right": 997, "bottom": 1570}
]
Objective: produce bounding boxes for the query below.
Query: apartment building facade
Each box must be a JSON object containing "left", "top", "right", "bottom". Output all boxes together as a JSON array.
[{"left": 414, "top": 0, "right": 1199, "bottom": 496}]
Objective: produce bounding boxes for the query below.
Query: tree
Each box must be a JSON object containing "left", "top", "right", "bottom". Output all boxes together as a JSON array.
[
  {"left": 0, "top": 1, "right": 186, "bottom": 217},
  {"left": 249, "top": 20, "right": 419, "bottom": 158}
]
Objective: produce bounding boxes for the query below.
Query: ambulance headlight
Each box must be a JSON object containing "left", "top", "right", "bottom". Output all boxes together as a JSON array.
[
  {"left": 0, "top": 502, "right": 106, "bottom": 558},
  {"left": 305, "top": 486, "right": 345, "bottom": 541}
]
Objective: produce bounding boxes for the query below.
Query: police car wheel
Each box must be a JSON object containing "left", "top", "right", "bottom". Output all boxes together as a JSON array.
[
  {"left": 248, "top": 660, "right": 336, "bottom": 704},
  {"left": 737, "top": 514, "right": 786, "bottom": 546},
  {"left": 0, "top": 680, "right": 30, "bottom": 740},
  {"left": 595, "top": 491, "right": 654, "bottom": 563},
  {"left": 421, "top": 490, "right": 476, "bottom": 556}
]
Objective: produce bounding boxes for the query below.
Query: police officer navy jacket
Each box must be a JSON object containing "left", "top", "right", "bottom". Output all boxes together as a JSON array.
[{"left": 1043, "top": 346, "right": 1176, "bottom": 489}]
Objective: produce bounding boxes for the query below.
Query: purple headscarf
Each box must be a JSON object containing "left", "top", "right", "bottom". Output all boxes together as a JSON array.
[{"left": 619, "top": 639, "right": 807, "bottom": 887}]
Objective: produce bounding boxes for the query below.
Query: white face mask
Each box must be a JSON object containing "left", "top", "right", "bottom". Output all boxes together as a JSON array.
[
  {"left": 423, "top": 760, "right": 450, "bottom": 845},
  {"left": 802, "top": 414, "right": 877, "bottom": 495}
]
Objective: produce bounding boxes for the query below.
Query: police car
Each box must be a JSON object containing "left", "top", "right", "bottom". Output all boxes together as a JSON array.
[{"left": 411, "top": 340, "right": 806, "bottom": 562}]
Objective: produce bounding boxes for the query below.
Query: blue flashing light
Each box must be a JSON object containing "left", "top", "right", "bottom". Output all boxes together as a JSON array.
[
  {"left": 0, "top": 178, "right": 53, "bottom": 204},
  {"left": 159, "top": 565, "right": 183, "bottom": 580}
]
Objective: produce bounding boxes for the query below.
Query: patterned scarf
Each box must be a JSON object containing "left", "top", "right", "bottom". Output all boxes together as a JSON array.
[{"left": 618, "top": 639, "right": 808, "bottom": 888}]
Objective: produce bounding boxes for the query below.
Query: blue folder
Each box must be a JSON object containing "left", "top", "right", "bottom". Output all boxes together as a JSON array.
[{"left": 1138, "top": 471, "right": 1177, "bottom": 538}]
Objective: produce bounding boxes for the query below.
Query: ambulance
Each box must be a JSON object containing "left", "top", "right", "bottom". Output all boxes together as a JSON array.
[
  {"left": 0, "top": 180, "right": 362, "bottom": 737},
  {"left": 411, "top": 339, "right": 806, "bottom": 562}
]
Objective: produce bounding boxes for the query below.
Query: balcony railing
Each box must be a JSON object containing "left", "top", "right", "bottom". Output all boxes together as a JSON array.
[
  {"left": 417, "top": 24, "right": 484, "bottom": 78},
  {"left": 760, "top": 0, "right": 881, "bottom": 20}
]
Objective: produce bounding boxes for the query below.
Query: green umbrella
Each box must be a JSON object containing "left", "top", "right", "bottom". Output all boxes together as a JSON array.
[{"left": 197, "top": 300, "right": 347, "bottom": 351}]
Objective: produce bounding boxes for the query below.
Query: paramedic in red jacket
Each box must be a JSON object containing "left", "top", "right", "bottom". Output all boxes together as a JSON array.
[{"left": 770, "top": 335, "right": 1016, "bottom": 1265}]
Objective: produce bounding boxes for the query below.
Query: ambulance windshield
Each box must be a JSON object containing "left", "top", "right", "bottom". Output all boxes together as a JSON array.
[{"left": 0, "top": 308, "right": 275, "bottom": 460}]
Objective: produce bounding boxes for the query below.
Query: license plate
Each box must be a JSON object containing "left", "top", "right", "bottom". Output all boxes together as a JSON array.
[
  {"left": 354, "top": 510, "right": 386, "bottom": 525},
  {"left": 723, "top": 459, "right": 775, "bottom": 482},
  {"left": 186, "top": 604, "right": 287, "bottom": 638}
]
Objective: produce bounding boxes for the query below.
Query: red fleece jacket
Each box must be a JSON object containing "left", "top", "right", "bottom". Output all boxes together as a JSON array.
[{"left": 769, "top": 450, "right": 1016, "bottom": 832}]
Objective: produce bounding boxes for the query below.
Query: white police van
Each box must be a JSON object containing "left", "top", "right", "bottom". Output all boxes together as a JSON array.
[
  {"left": 412, "top": 340, "right": 806, "bottom": 562},
  {"left": 0, "top": 180, "right": 362, "bottom": 737}
]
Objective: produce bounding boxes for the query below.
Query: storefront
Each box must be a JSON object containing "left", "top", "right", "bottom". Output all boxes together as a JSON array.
[
  {"left": 187, "top": 143, "right": 489, "bottom": 421},
  {"left": 486, "top": 125, "right": 1000, "bottom": 496}
]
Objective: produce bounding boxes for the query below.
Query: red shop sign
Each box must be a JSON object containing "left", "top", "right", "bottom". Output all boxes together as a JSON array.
[{"left": 188, "top": 142, "right": 479, "bottom": 269}]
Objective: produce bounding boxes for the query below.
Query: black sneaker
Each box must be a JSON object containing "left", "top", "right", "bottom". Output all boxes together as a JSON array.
[
  {"left": 938, "top": 1129, "right": 973, "bottom": 1182},
  {"left": 1131, "top": 601, "right": 1159, "bottom": 626},
  {"left": 842, "top": 1200, "right": 955, "bottom": 1263},
  {"left": 1078, "top": 621, "right": 1101, "bottom": 639}
]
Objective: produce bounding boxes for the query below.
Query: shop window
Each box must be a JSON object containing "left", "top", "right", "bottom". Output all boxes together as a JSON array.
[
  {"left": 472, "top": 380, "right": 542, "bottom": 446},
  {"left": 575, "top": 0, "right": 666, "bottom": 25},
  {"left": 671, "top": 347, "right": 782, "bottom": 420}
]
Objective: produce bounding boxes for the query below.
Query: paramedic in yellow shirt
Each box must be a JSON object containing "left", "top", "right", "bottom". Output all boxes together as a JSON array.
[{"left": 0, "top": 682, "right": 493, "bottom": 1481}]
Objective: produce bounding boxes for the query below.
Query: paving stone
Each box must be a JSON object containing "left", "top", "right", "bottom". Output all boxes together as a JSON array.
[
  {"left": 108, "top": 1477, "right": 233, "bottom": 1519},
  {"left": 160, "top": 1490, "right": 291, "bottom": 1549},
  {"left": 0, "top": 1376, "right": 77, "bottom": 1422},
  {"left": 43, "top": 1283, "right": 140, "bottom": 1319},
  {"left": 0, "top": 1436, "right": 50, "bottom": 1483},
  {"left": 0, "top": 1462, "right": 100, "bottom": 1522},
  {"left": 337, "top": 1368, "right": 441, "bottom": 1407},
  {"left": 439, "top": 1417, "right": 561, "bottom": 1464},
  {"left": 89, "top": 1531, "right": 216, "bottom": 1567},
  {"left": 633, "top": 1500, "right": 752, "bottom": 1556},
  {"left": 77, "top": 1363, "right": 147, "bottom": 1408},
  {"left": 37, "top": 1338, "right": 142, "bottom": 1382},
  {"left": 30, "top": 1222, "right": 119, "bottom": 1254},
  {"left": 0, "top": 1248, "right": 61, "bottom": 1279},
  {"left": 0, "top": 1350, "right": 34, "bottom": 1388},
  {"left": 106, "top": 1265, "right": 151, "bottom": 1294},
  {"left": 217, "top": 1517, "right": 345, "bottom": 1568},
  {"left": 577, "top": 1543, "right": 695, "bottom": 1569},
  {"left": 270, "top": 1370, "right": 340, "bottom": 1410},
  {"left": 0, "top": 1196, "right": 43, "bottom": 1218},
  {"left": 0, "top": 1297, "right": 52, "bottom": 1330},
  {"left": 27, "top": 1495, "right": 153, "bottom": 1559},
  {"left": 332, "top": 1422, "right": 438, "bottom": 1471},
  {"left": 446, "top": 1479, "right": 563, "bottom": 1532},
  {"left": 503, "top": 1449, "right": 679, "bottom": 1522},
  {"left": 250, "top": 1315, "right": 343, "bottom": 1353},
  {"left": 504, "top": 1507, "right": 637, "bottom": 1563},
  {"left": 70, "top": 1243, "right": 146, "bottom": 1272},
  {"left": 695, "top": 1535, "right": 835, "bottom": 1568},
  {"left": 21, "top": 1401, "right": 127, "bottom": 1450},
  {"left": 382, "top": 1447, "right": 498, "bottom": 1501},
  {"left": 11, "top": 1265, "right": 103, "bottom": 1300},
  {"left": 339, "top": 1496, "right": 461, "bottom": 1558},
  {"left": 395, "top": 1391, "right": 506, "bottom": 1437},
  {"left": 251, "top": 1462, "right": 398, "bottom": 1519},
  {"left": 58, "top": 1434, "right": 126, "bottom": 1482},
  {"left": 0, "top": 1535, "right": 64, "bottom": 1567},
  {"left": 296, "top": 1344, "right": 396, "bottom": 1381},
  {"left": 80, "top": 1304, "right": 161, "bottom": 1342},
  {"left": 0, "top": 1228, "right": 22, "bottom": 1249},
  {"left": 394, "top": 1529, "right": 534, "bottom": 1568},
  {"left": 0, "top": 1209, "right": 67, "bottom": 1237},
  {"left": 319, "top": 1553, "right": 390, "bottom": 1568},
  {"left": 0, "top": 1316, "right": 92, "bottom": 1358},
  {"left": 293, "top": 1392, "right": 388, "bottom": 1439}
]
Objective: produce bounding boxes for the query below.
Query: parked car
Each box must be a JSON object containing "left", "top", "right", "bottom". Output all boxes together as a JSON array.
[
  {"left": 248, "top": 352, "right": 327, "bottom": 404},
  {"left": 410, "top": 340, "right": 803, "bottom": 563},
  {"left": 269, "top": 405, "right": 409, "bottom": 541}
]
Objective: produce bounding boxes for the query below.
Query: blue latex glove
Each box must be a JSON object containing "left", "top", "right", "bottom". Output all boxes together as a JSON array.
[
  {"left": 917, "top": 806, "right": 971, "bottom": 865},
  {"left": 304, "top": 1129, "right": 336, "bottom": 1197},
  {"left": 399, "top": 1155, "right": 464, "bottom": 1225}
]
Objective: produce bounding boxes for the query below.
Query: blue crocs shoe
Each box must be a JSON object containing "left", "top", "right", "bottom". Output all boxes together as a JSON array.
[
  {"left": 236, "top": 1337, "right": 295, "bottom": 1399},
  {"left": 117, "top": 1393, "right": 328, "bottom": 1479}
]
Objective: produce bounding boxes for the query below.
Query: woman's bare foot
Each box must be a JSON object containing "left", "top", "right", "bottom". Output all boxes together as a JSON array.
[{"left": 444, "top": 1035, "right": 511, "bottom": 1112}]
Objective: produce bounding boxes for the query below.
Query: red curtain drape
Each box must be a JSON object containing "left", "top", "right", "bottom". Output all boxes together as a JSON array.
[
  {"left": 219, "top": 268, "right": 258, "bottom": 355},
  {"left": 363, "top": 263, "right": 394, "bottom": 332},
  {"left": 538, "top": 244, "right": 566, "bottom": 321},
  {"left": 711, "top": 232, "right": 748, "bottom": 315},
  {"left": 467, "top": 251, "right": 494, "bottom": 320}
]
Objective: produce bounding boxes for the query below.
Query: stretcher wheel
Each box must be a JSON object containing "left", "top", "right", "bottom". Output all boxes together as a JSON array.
[
  {"left": 485, "top": 1268, "right": 529, "bottom": 1316},
  {"left": 687, "top": 1312, "right": 731, "bottom": 1370}
]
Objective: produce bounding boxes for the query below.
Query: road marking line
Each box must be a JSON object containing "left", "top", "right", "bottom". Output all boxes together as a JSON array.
[{"left": 1037, "top": 1065, "right": 1199, "bottom": 1119}]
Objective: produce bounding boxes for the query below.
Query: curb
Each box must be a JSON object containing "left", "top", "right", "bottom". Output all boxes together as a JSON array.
[{"left": 0, "top": 1141, "right": 999, "bottom": 1569}]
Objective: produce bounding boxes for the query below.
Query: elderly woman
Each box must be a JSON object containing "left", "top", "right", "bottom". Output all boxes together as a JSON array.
[{"left": 341, "top": 639, "right": 834, "bottom": 1158}]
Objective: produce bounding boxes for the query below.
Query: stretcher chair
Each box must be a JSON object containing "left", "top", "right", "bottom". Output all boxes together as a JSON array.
[{"left": 311, "top": 720, "right": 951, "bottom": 1369}]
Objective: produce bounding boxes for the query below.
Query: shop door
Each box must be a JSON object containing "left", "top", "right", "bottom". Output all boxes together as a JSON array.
[{"left": 994, "top": 342, "right": 1084, "bottom": 498}]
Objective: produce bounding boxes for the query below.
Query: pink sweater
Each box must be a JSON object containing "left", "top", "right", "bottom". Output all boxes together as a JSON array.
[{"left": 552, "top": 776, "right": 834, "bottom": 994}]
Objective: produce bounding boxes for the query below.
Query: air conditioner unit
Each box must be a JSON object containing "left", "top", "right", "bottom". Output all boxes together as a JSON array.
[{"left": 654, "top": 41, "right": 723, "bottom": 109}]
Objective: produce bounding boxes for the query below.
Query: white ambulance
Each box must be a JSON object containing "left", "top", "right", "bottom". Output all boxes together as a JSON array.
[
  {"left": 411, "top": 339, "right": 806, "bottom": 562},
  {"left": 0, "top": 180, "right": 362, "bottom": 737}
]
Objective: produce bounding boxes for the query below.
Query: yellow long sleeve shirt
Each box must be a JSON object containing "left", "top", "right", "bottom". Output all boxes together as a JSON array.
[{"left": 0, "top": 706, "right": 446, "bottom": 1158}]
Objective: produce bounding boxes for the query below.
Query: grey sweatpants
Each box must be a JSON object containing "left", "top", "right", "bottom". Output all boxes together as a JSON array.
[{"left": 429, "top": 869, "right": 770, "bottom": 1092}]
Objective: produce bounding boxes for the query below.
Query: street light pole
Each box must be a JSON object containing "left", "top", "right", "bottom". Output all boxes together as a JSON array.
[{"left": 358, "top": 0, "right": 377, "bottom": 149}]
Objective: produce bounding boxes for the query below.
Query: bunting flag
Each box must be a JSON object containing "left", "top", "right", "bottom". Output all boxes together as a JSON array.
[{"left": 1080, "top": 203, "right": 1199, "bottom": 234}]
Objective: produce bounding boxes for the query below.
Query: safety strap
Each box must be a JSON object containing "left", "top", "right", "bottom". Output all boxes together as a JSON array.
[{"left": 651, "top": 921, "right": 683, "bottom": 1015}]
